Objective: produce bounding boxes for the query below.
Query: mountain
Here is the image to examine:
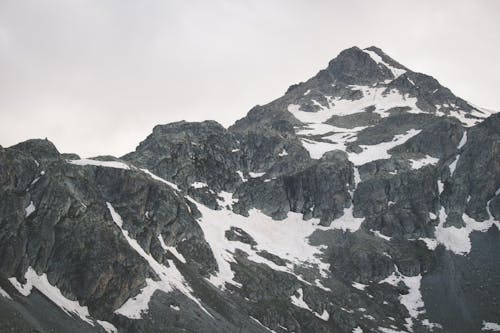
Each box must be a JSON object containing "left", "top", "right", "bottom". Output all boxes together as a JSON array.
[{"left": 1, "top": 46, "right": 499, "bottom": 333}]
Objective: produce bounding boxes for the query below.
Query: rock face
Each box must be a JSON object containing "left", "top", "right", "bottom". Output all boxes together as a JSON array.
[{"left": 1, "top": 46, "right": 499, "bottom": 333}]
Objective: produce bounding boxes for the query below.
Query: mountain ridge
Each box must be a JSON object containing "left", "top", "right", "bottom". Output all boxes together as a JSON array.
[{"left": 1, "top": 46, "right": 499, "bottom": 333}]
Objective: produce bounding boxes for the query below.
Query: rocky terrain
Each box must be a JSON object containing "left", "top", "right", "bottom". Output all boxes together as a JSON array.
[{"left": 1, "top": 46, "right": 499, "bottom": 333}]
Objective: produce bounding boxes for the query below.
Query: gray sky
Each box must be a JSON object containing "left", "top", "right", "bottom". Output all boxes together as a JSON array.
[{"left": 1, "top": 0, "right": 499, "bottom": 157}]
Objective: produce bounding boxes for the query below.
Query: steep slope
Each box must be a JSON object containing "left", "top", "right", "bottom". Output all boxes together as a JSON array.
[{"left": 1, "top": 46, "right": 499, "bottom": 333}]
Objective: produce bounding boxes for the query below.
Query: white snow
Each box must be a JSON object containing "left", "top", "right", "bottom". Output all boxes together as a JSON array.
[
  {"left": 170, "top": 304, "right": 181, "bottom": 311},
  {"left": 378, "top": 327, "right": 403, "bottom": 333},
  {"left": 250, "top": 316, "right": 277, "bottom": 333},
  {"left": 290, "top": 288, "right": 329, "bottom": 321},
  {"left": 287, "top": 84, "right": 424, "bottom": 164},
  {"left": 25, "top": 201, "right": 36, "bottom": 217},
  {"left": 0, "top": 286, "right": 11, "bottom": 299},
  {"left": 304, "top": 89, "right": 311, "bottom": 95},
  {"left": 190, "top": 197, "right": 342, "bottom": 289},
  {"left": 352, "top": 327, "right": 363, "bottom": 333},
  {"left": 9, "top": 267, "right": 94, "bottom": 325},
  {"left": 437, "top": 180, "right": 444, "bottom": 194},
  {"left": 68, "top": 159, "right": 130, "bottom": 170},
  {"left": 231, "top": 148, "right": 240, "bottom": 152},
  {"left": 349, "top": 129, "right": 421, "bottom": 165},
  {"left": 352, "top": 282, "right": 368, "bottom": 290},
  {"left": 278, "top": 149, "right": 289, "bottom": 157},
  {"left": 449, "top": 155, "right": 460, "bottom": 176},
  {"left": 300, "top": 127, "right": 420, "bottom": 164},
  {"left": 326, "top": 206, "right": 364, "bottom": 232},
  {"left": 482, "top": 321, "right": 500, "bottom": 331},
  {"left": 418, "top": 238, "right": 439, "bottom": 251},
  {"left": 158, "top": 235, "right": 187, "bottom": 264},
  {"left": 363, "top": 49, "right": 407, "bottom": 78},
  {"left": 236, "top": 171, "right": 248, "bottom": 182},
  {"left": 371, "top": 229, "right": 392, "bottom": 241},
  {"left": 140, "top": 168, "right": 180, "bottom": 191},
  {"left": 458, "top": 131, "right": 468, "bottom": 149},
  {"left": 96, "top": 320, "right": 118, "bottom": 333},
  {"left": 249, "top": 172, "right": 266, "bottom": 178},
  {"left": 288, "top": 85, "right": 418, "bottom": 123},
  {"left": 379, "top": 267, "right": 425, "bottom": 331},
  {"left": 434, "top": 207, "right": 500, "bottom": 255},
  {"left": 409, "top": 155, "right": 439, "bottom": 169},
  {"left": 107, "top": 203, "right": 210, "bottom": 319},
  {"left": 191, "top": 181, "right": 208, "bottom": 189},
  {"left": 217, "top": 191, "right": 238, "bottom": 208}
]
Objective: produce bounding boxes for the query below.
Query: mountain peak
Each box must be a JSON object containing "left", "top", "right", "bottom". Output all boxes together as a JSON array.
[{"left": 326, "top": 46, "right": 395, "bottom": 85}]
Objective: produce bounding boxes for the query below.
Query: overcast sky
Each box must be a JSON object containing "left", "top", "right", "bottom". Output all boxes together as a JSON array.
[{"left": 1, "top": 0, "right": 499, "bottom": 157}]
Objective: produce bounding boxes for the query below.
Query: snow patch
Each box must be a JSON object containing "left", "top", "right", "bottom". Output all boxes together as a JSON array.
[
  {"left": 278, "top": 149, "right": 289, "bottom": 157},
  {"left": 25, "top": 201, "right": 36, "bottom": 217},
  {"left": 107, "top": 203, "right": 210, "bottom": 319},
  {"left": 191, "top": 181, "right": 208, "bottom": 189},
  {"left": 483, "top": 321, "right": 500, "bottom": 331},
  {"left": 363, "top": 49, "right": 406, "bottom": 78},
  {"left": 9, "top": 268, "right": 94, "bottom": 325},
  {"left": 190, "top": 198, "right": 338, "bottom": 290},
  {"left": 409, "top": 155, "right": 439, "bottom": 169},
  {"left": 352, "top": 282, "right": 368, "bottom": 290},
  {"left": 140, "top": 169, "right": 180, "bottom": 191},
  {"left": 458, "top": 131, "right": 467, "bottom": 149},
  {"left": 290, "top": 288, "right": 329, "bottom": 321},
  {"left": 68, "top": 159, "right": 129, "bottom": 170},
  {"left": 249, "top": 172, "right": 266, "bottom": 178},
  {"left": 158, "top": 235, "right": 187, "bottom": 264},
  {"left": 0, "top": 286, "right": 11, "bottom": 299},
  {"left": 435, "top": 207, "right": 500, "bottom": 255},
  {"left": 97, "top": 320, "right": 118, "bottom": 333}
]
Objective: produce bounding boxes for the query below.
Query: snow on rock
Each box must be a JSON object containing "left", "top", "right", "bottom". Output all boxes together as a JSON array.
[
  {"left": 140, "top": 169, "right": 180, "bottom": 191},
  {"left": 379, "top": 269, "right": 442, "bottom": 331},
  {"left": 191, "top": 181, "right": 208, "bottom": 189},
  {"left": 236, "top": 171, "right": 248, "bottom": 182},
  {"left": 482, "top": 321, "right": 500, "bottom": 331},
  {"left": 418, "top": 238, "right": 439, "bottom": 251},
  {"left": 363, "top": 49, "right": 406, "bottom": 78},
  {"left": 352, "top": 327, "right": 363, "bottom": 333},
  {"left": 299, "top": 128, "right": 421, "bottom": 164},
  {"left": 217, "top": 191, "right": 238, "bottom": 208},
  {"left": 370, "top": 229, "right": 392, "bottom": 241},
  {"left": 190, "top": 197, "right": 339, "bottom": 289},
  {"left": 278, "top": 149, "right": 288, "bottom": 157},
  {"left": 106, "top": 203, "right": 210, "bottom": 319},
  {"left": 449, "top": 155, "right": 460, "bottom": 176},
  {"left": 352, "top": 282, "right": 368, "bottom": 290},
  {"left": 250, "top": 316, "right": 277, "bottom": 333},
  {"left": 249, "top": 172, "right": 266, "bottom": 178},
  {"left": 158, "top": 235, "right": 187, "bottom": 264},
  {"left": 68, "top": 159, "right": 130, "bottom": 170},
  {"left": 288, "top": 84, "right": 418, "bottom": 124},
  {"left": 0, "top": 286, "right": 11, "bottom": 300},
  {"left": 8, "top": 267, "right": 94, "bottom": 325},
  {"left": 170, "top": 305, "right": 181, "bottom": 311},
  {"left": 96, "top": 320, "right": 118, "bottom": 333},
  {"left": 458, "top": 131, "right": 467, "bottom": 149},
  {"left": 25, "top": 201, "right": 36, "bottom": 217},
  {"left": 324, "top": 206, "right": 364, "bottom": 232},
  {"left": 435, "top": 207, "right": 500, "bottom": 255},
  {"left": 290, "top": 288, "right": 329, "bottom": 321},
  {"left": 348, "top": 129, "right": 421, "bottom": 165},
  {"left": 409, "top": 155, "right": 439, "bottom": 169},
  {"left": 378, "top": 327, "right": 403, "bottom": 333}
]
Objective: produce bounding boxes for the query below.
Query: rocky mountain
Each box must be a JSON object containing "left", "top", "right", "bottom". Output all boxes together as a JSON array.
[{"left": 1, "top": 46, "right": 499, "bottom": 333}]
